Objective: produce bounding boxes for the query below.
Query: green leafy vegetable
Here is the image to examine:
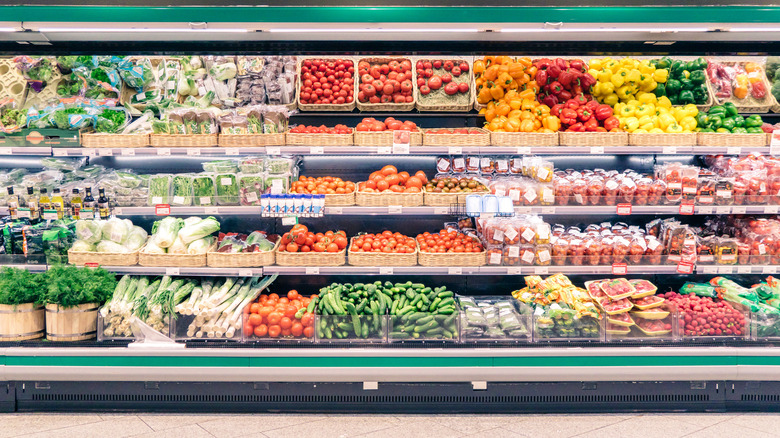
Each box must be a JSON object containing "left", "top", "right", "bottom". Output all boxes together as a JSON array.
[
  {"left": 42, "top": 266, "right": 117, "bottom": 308},
  {"left": 0, "top": 267, "right": 44, "bottom": 306}
]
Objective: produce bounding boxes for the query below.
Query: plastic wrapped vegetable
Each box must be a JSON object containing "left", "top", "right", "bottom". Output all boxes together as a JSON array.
[
  {"left": 215, "top": 174, "right": 239, "bottom": 205},
  {"left": 171, "top": 174, "right": 193, "bottom": 206},
  {"left": 70, "top": 240, "right": 96, "bottom": 252},
  {"left": 94, "top": 107, "right": 130, "bottom": 133},
  {"left": 202, "top": 160, "right": 238, "bottom": 173},
  {"left": 177, "top": 216, "right": 220, "bottom": 245},
  {"left": 124, "top": 226, "right": 148, "bottom": 251},
  {"left": 75, "top": 220, "right": 104, "bottom": 244},
  {"left": 264, "top": 174, "right": 289, "bottom": 195},
  {"left": 101, "top": 218, "right": 132, "bottom": 244},
  {"left": 265, "top": 156, "right": 296, "bottom": 174},
  {"left": 148, "top": 175, "right": 170, "bottom": 205},
  {"left": 151, "top": 216, "right": 184, "bottom": 248},
  {"left": 238, "top": 157, "right": 264, "bottom": 173},
  {"left": 192, "top": 175, "right": 216, "bottom": 206},
  {"left": 239, "top": 174, "right": 264, "bottom": 206}
]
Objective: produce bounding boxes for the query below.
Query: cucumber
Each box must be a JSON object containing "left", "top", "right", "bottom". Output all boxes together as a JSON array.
[
  {"left": 390, "top": 331, "right": 411, "bottom": 339},
  {"left": 429, "top": 297, "right": 442, "bottom": 311},
  {"left": 405, "top": 289, "right": 415, "bottom": 300},
  {"left": 437, "top": 291, "right": 454, "bottom": 298},
  {"left": 307, "top": 296, "right": 318, "bottom": 314}
]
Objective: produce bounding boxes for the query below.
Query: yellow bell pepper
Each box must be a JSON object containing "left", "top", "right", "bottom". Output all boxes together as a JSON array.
[
  {"left": 589, "top": 59, "right": 603, "bottom": 70},
  {"left": 657, "top": 96, "right": 672, "bottom": 109},
  {"left": 682, "top": 104, "right": 699, "bottom": 118},
  {"left": 542, "top": 116, "right": 560, "bottom": 131},
  {"left": 478, "top": 108, "right": 486, "bottom": 115},
  {"left": 665, "top": 123, "right": 684, "bottom": 133},
  {"left": 633, "top": 128, "right": 649, "bottom": 134},
  {"left": 637, "top": 115, "right": 655, "bottom": 127},
  {"left": 603, "top": 93, "right": 619, "bottom": 107},
  {"left": 616, "top": 85, "right": 633, "bottom": 101},
  {"left": 635, "top": 104, "right": 654, "bottom": 118},
  {"left": 536, "top": 105, "right": 551, "bottom": 117},
  {"left": 671, "top": 107, "right": 685, "bottom": 121},
  {"left": 591, "top": 82, "right": 603, "bottom": 96},
  {"left": 637, "top": 92, "right": 657, "bottom": 105},
  {"left": 605, "top": 60, "right": 619, "bottom": 72},
  {"left": 626, "top": 99, "right": 641, "bottom": 107},
  {"left": 622, "top": 117, "right": 640, "bottom": 132},
  {"left": 490, "top": 84, "right": 505, "bottom": 100},
  {"left": 588, "top": 69, "right": 600, "bottom": 80},
  {"left": 521, "top": 99, "right": 536, "bottom": 111},
  {"left": 626, "top": 70, "right": 641, "bottom": 83},
  {"left": 657, "top": 113, "right": 675, "bottom": 130},
  {"left": 649, "top": 128, "right": 665, "bottom": 134},
  {"left": 519, "top": 119, "right": 535, "bottom": 133},
  {"left": 620, "top": 105, "right": 637, "bottom": 118},
  {"left": 653, "top": 69, "right": 669, "bottom": 83},
  {"left": 639, "top": 61, "right": 656, "bottom": 74},
  {"left": 614, "top": 102, "right": 626, "bottom": 113},
  {"left": 655, "top": 106, "right": 670, "bottom": 116},
  {"left": 679, "top": 116, "right": 697, "bottom": 131},
  {"left": 600, "top": 82, "right": 615, "bottom": 95},
  {"left": 639, "top": 79, "right": 657, "bottom": 93},
  {"left": 504, "top": 118, "right": 521, "bottom": 133}
]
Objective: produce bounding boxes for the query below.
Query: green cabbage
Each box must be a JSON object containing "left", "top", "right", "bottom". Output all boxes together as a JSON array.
[
  {"left": 75, "top": 220, "right": 103, "bottom": 244},
  {"left": 151, "top": 216, "right": 183, "bottom": 248},
  {"left": 177, "top": 216, "right": 220, "bottom": 245}
]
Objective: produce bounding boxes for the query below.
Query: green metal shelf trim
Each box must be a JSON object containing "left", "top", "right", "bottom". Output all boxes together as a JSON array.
[{"left": 4, "top": 6, "right": 780, "bottom": 24}]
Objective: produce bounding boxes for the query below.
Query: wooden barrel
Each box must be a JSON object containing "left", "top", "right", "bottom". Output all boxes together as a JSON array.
[
  {"left": 45, "top": 303, "right": 99, "bottom": 341},
  {"left": 0, "top": 303, "right": 45, "bottom": 341}
]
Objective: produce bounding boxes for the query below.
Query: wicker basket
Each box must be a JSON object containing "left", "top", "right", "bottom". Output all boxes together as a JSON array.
[
  {"left": 353, "top": 130, "right": 423, "bottom": 147},
  {"left": 423, "top": 190, "right": 484, "bottom": 206},
  {"left": 558, "top": 132, "right": 629, "bottom": 147},
  {"left": 356, "top": 190, "right": 423, "bottom": 207},
  {"left": 67, "top": 248, "right": 140, "bottom": 267},
  {"left": 275, "top": 247, "right": 346, "bottom": 266},
  {"left": 286, "top": 130, "right": 353, "bottom": 146},
  {"left": 628, "top": 133, "right": 697, "bottom": 147},
  {"left": 150, "top": 134, "right": 218, "bottom": 148},
  {"left": 296, "top": 56, "right": 357, "bottom": 112},
  {"left": 418, "top": 250, "right": 486, "bottom": 267},
  {"left": 348, "top": 238, "right": 418, "bottom": 266},
  {"left": 139, "top": 242, "right": 216, "bottom": 267},
  {"left": 207, "top": 239, "right": 279, "bottom": 268},
  {"left": 422, "top": 128, "right": 491, "bottom": 147},
  {"left": 80, "top": 133, "right": 150, "bottom": 148},
  {"left": 414, "top": 57, "right": 474, "bottom": 112},
  {"left": 491, "top": 131, "right": 559, "bottom": 147},
  {"left": 218, "top": 133, "right": 285, "bottom": 147},
  {"left": 356, "top": 57, "right": 416, "bottom": 112},
  {"left": 697, "top": 132, "right": 768, "bottom": 147},
  {"left": 325, "top": 189, "right": 356, "bottom": 206}
]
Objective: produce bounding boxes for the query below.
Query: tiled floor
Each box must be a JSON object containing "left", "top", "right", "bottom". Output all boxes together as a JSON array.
[{"left": 0, "top": 412, "right": 779, "bottom": 438}]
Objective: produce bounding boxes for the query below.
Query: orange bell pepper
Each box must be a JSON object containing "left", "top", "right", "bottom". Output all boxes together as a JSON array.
[
  {"left": 527, "top": 65, "right": 538, "bottom": 80},
  {"left": 477, "top": 86, "right": 493, "bottom": 104},
  {"left": 490, "top": 84, "right": 505, "bottom": 100},
  {"left": 508, "top": 109, "right": 522, "bottom": 119},
  {"left": 484, "top": 107, "right": 497, "bottom": 122},
  {"left": 532, "top": 119, "right": 542, "bottom": 130},
  {"left": 495, "top": 101, "right": 511, "bottom": 116},
  {"left": 484, "top": 65, "right": 500, "bottom": 81},
  {"left": 520, "top": 119, "right": 535, "bottom": 132},
  {"left": 497, "top": 72, "right": 514, "bottom": 87},
  {"left": 508, "top": 63, "right": 526, "bottom": 79},
  {"left": 517, "top": 57, "right": 532, "bottom": 68},
  {"left": 508, "top": 98, "right": 522, "bottom": 110},
  {"left": 473, "top": 59, "right": 486, "bottom": 75},
  {"left": 535, "top": 104, "right": 551, "bottom": 117},
  {"left": 525, "top": 80, "right": 539, "bottom": 94},
  {"left": 519, "top": 110, "right": 534, "bottom": 120},
  {"left": 521, "top": 99, "right": 537, "bottom": 111},
  {"left": 504, "top": 118, "right": 521, "bottom": 132},
  {"left": 542, "top": 116, "right": 561, "bottom": 131},
  {"left": 517, "top": 89, "right": 536, "bottom": 101}
]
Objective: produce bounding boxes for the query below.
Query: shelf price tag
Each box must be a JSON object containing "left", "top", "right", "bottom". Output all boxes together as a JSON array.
[
  {"left": 309, "top": 146, "right": 324, "bottom": 155},
  {"left": 701, "top": 266, "right": 718, "bottom": 274},
  {"left": 156, "top": 148, "right": 171, "bottom": 156},
  {"left": 698, "top": 206, "right": 714, "bottom": 215},
  {"left": 590, "top": 146, "right": 605, "bottom": 154},
  {"left": 612, "top": 263, "right": 627, "bottom": 276},
  {"left": 113, "top": 208, "right": 123, "bottom": 215},
  {"left": 204, "top": 207, "right": 220, "bottom": 215},
  {"left": 84, "top": 262, "right": 100, "bottom": 268},
  {"left": 677, "top": 262, "right": 695, "bottom": 274},
  {"left": 0, "top": 147, "right": 12, "bottom": 155},
  {"left": 53, "top": 149, "right": 68, "bottom": 157},
  {"left": 155, "top": 204, "right": 171, "bottom": 216},
  {"left": 733, "top": 206, "right": 747, "bottom": 214},
  {"left": 679, "top": 202, "right": 695, "bottom": 215},
  {"left": 516, "top": 147, "right": 532, "bottom": 155},
  {"left": 388, "top": 205, "right": 403, "bottom": 214},
  {"left": 225, "top": 148, "right": 240, "bottom": 156},
  {"left": 507, "top": 267, "right": 522, "bottom": 275},
  {"left": 238, "top": 269, "right": 254, "bottom": 277},
  {"left": 738, "top": 266, "right": 753, "bottom": 274},
  {"left": 392, "top": 144, "right": 410, "bottom": 155},
  {"left": 448, "top": 267, "right": 462, "bottom": 275},
  {"left": 616, "top": 203, "right": 632, "bottom": 216},
  {"left": 377, "top": 146, "right": 392, "bottom": 155},
  {"left": 186, "top": 148, "right": 201, "bottom": 156},
  {"left": 715, "top": 206, "right": 731, "bottom": 214},
  {"left": 98, "top": 148, "right": 113, "bottom": 156},
  {"left": 533, "top": 267, "right": 548, "bottom": 275},
  {"left": 717, "top": 266, "right": 734, "bottom": 274},
  {"left": 305, "top": 267, "right": 319, "bottom": 275},
  {"left": 763, "top": 266, "right": 778, "bottom": 274},
  {"left": 121, "top": 149, "right": 136, "bottom": 156},
  {"left": 379, "top": 267, "right": 394, "bottom": 275},
  {"left": 165, "top": 267, "right": 180, "bottom": 276},
  {"left": 541, "top": 207, "right": 556, "bottom": 215},
  {"left": 726, "top": 147, "right": 742, "bottom": 155},
  {"left": 281, "top": 216, "right": 298, "bottom": 226},
  {"left": 266, "top": 147, "right": 281, "bottom": 155},
  {"left": 328, "top": 207, "right": 343, "bottom": 215},
  {"left": 662, "top": 146, "right": 677, "bottom": 155},
  {"left": 83, "top": 148, "right": 96, "bottom": 157},
  {"left": 765, "top": 206, "right": 779, "bottom": 214},
  {"left": 433, "top": 207, "right": 449, "bottom": 215},
  {"left": 448, "top": 147, "right": 463, "bottom": 155}
]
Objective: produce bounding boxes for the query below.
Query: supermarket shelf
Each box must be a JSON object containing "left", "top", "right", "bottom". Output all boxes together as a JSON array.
[
  {"left": 7, "top": 145, "right": 774, "bottom": 157},
  {"left": 697, "top": 265, "right": 780, "bottom": 275}
]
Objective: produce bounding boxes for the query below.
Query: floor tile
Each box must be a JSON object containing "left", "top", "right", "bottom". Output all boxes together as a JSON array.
[
  {"left": 0, "top": 414, "right": 103, "bottom": 438},
  {"left": 728, "top": 414, "right": 780, "bottom": 435},
  {"left": 200, "top": 415, "right": 326, "bottom": 438},
  {"left": 574, "top": 415, "right": 701, "bottom": 438},
  {"left": 129, "top": 424, "right": 215, "bottom": 438},
  {"left": 16, "top": 417, "right": 152, "bottom": 438},
  {"left": 682, "top": 421, "right": 776, "bottom": 438},
  {"left": 507, "top": 414, "right": 631, "bottom": 438},
  {"left": 355, "top": 421, "right": 462, "bottom": 438},
  {"left": 430, "top": 415, "right": 522, "bottom": 435},
  {"left": 462, "top": 426, "right": 528, "bottom": 438},
  {"left": 643, "top": 413, "right": 735, "bottom": 427},
  {"left": 263, "top": 415, "right": 398, "bottom": 438},
  {"left": 138, "top": 414, "right": 226, "bottom": 431}
]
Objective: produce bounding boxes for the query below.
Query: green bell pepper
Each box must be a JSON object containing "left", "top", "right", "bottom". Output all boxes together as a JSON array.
[
  {"left": 708, "top": 105, "right": 727, "bottom": 118},
  {"left": 669, "top": 95, "right": 680, "bottom": 105},
  {"left": 745, "top": 114, "right": 764, "bottom": 128},
  {"left": 696, "top": 112, "right": 709, "bottom": 128},
  {"left": 747, "top": 127, "right": 764, "bottom": 134},
  {"left": 733, "top": 115, "right": 745, "bottom": 127},
  {"left": 722, "top": 117, "right": 737, "bottom": 131},
  {"left": 698, "top": 128, "right": 715, "bottom": 133},
  {"left": 732, "top": 127, "right": 748, "bottom": 133},
  {"left": 708, "top": 114, "right": 723, "bottom": 130},
  {"left": 679, "top": 89, "right": 695, "bottom": 104},
  {"left": 695, "top": 57, "right": 708, "bottom": 70},
  {"left": 656, "top": 57, "right": 671, "bottom": 69},
  {"left": 716, "top": 128, "right": 730, "bottom": 133},
  {"left": 693, "top": 85, "right": 708, "bottom": 104},
  {"left": 654, "top": 83, "right": 666, "bottom": 97},
  {"left": 723, "top": 102, "right": 739, "bottom": 117},
  {"left": 671, "top": 60, "right": 685, "bottom": 76},
  {"left": 680, "top": 78, "right": 694, "bottom": 90},
  {"left": 690, "top": 70, "right": 706, "bottom": 85},
  {"left": 666, "top": 79, "right": 682, "bottom": 96}
]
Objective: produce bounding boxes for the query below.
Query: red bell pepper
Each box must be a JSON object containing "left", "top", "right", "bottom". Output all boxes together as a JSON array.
[
  {"left": 560, "top": 108, "right": 578, "bottom": 126},
  {"left": 752, "top": 81, "right": 767, "bottom": 99},
  {"left": 595, "top": 104, "right": 613, "bottom": 121},
  {"left": 584, "top": 100, "right": 600, "bottom": 111},
  {"left": 548, "top": 64, "right": 561, "bottom": 78},
  {"left": 564, "top": 99, "right": 580, "bottom": 110},
  {"left": 558, "top": 69, "right": 575, "bottom": 88},
  {"left": 555, "top": 58, "right": 569, "bottom": 70},
  {"left": 535, "top": 58, "right": 552, "bottom": 70},
  {"left": 550, "top": 103, "right": 563, "bottom": 117},
  {"left": 558, "top": 90, "right": 572, "bottom": 101},
  {"left": 536, "top": 69, "right": 548, "bottom": 86},
  {"left": 584, "top": 116, "right": 599, "bottom": 132},
  {"left": 549, "top": 81, "right": 563, "bottom": 95},
  {"left": 577, "top": 107, "right": 593, "bottom": 122},
  {"left": 580, "top": 73, "right": 596, "bottom": 89},
  {"left": 570, "top": 59, "right": 585, "bottom": 72},
  {"left": 604, "top": 116, "right": 620, "bottom": 131},
  {"left": 541, "top": 94, "right": 558, "bottom": 107},
  {"left": 573, "top": 93, "right": 589, "bottom": 106},
  {"left": 567, "top": 122, "right": 585, "bottom": 132}
]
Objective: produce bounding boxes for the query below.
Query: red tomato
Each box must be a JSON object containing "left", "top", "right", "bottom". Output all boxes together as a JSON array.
[{"left": 428, "top": 76, "right": 442, "bottom": 90}]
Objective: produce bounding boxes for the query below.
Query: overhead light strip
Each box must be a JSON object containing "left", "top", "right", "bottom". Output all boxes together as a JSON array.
[
  {"left": 268, "top": 28, "right": 479, "bottom": 33},
  {"left": 500, "top": 27, "right": 711, "bottom": 33},
  {"left": 0, "top": 28, "right": 17, "bottom": 32},
  {"left": 38, "top": 28, "right": 248, "bottom": 33}
]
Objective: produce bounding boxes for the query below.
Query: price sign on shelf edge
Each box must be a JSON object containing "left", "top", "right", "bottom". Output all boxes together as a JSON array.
[
  {"left": 616, "top": 203, "right": 632, "bottom": 216},
  {"left": 612, "top": 263, "right": 627, "bottom": 276},
  {"left": 155, "top": 204, "right": 171, "bottom": 216}
]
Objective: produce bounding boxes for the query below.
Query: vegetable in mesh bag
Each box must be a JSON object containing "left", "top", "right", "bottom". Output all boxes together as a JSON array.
[
  {"left": 177, "top": 216, "right": 220, "bottom": 245},
  {"left": 151, "top": 216, "right": 184, "bottom": 248},
  {"left": 75, "top": 220, "right": 104, "bottom": 244}
]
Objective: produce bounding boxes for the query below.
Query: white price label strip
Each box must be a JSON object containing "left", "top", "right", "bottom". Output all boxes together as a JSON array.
[
  {"left": 329, "top": 207, "right": 343, "bottom": 215},
  {"left": 83, "top": 149, "right": 96, "bottom": 157},
  {"left": 165, "top": 267, "right": 180, "bottom": 276},
  {"left": 281, "top": 216, "right": 297, "bottom": 226},
  {"left": 701, "top": 266, "right": 718, "bottom": 274},
  {"left": 448, "top": 147, "right": 463, "bottom": 155},
  {"left": 434, "top": 207, "right": 449, "bottom": 215},
  {"left": 507, "top": 267, "right": 522, "bottom": 275},
  {"left": 448, "top": 267, "right": 462, "bottom": 275},
  {"left": 156, "top": 148, "right": 171, "bottom": 156},
  {"left": 121, "top": 149, "right": 136, "bottom": 156},
  {"left": 53, "top": 149, "right": 68, "bottom": 156},
  {"left": 533, "top": 267, "right": 549, "bottom": 275},
  {"left": 377, "top": 146, "right": 392, "bottom": 155},
  {"left": 238, "top": 269, "right": 254, "bottom": 277},
  {"left": 310, "top": 146, "right": 324, "bottom": 155},
  {"left": 388, "top": 205, "right": 403, "bottom": 214},
  {"left": 225, "top": 148, "right": 240, "bottom": 156},
  {"left": 541, "top": 207, "right": 556, "bottom": 215},
  {"left": 0, "top": 148, "right": 12, "bottom": 155},
  {"left": 379, "top": 267, "right": 394, "bottom": 275},
  {"left": 733, "top": 206, "right": 747, "bottom": 214},
  {"left": 590, "top": 146, "right": 605, "bottom": 154},
  {"left": 392, "top": 144, "right": 410, "bottom": 155},
  {"left": 763, "top": 266, "right": 778, "bottom": 274},
  {"left": 698, "top": 206, "right": 713, "bottom": 215},
  {"left": 205, "top": 207, "right": 220, "bottom": 215},
  {"left": 98, "top": 149, "right": 113, "bottom": 156},
  {"left": 766, "top": 206, "right": 779, "bottom": 214},
  {"left": 186, "top": 148, "right": 201, "bottom": 156},
  {"left": 266, "top": 147, "right": 281, "bottom": 155},
  {"left": 516, "top": 147, "right": 532, "bottom": 155},
  {"left": 715, "top": 206, "right": 731, "bottom": 214},
  {"left": 727, "top": 147, "right": 742, "bottom": 155},
  {"left": 718, "top": 266, "right": 734, "bottom": 274},
  {"left": 738, "top": 266, "right": 752, "bottom": 274},
  {"left": 305, "top": 267, "right": 320, "bottom": 275},
  {"left": 662, "top": 146, "right": 677, "bottom": 155}
]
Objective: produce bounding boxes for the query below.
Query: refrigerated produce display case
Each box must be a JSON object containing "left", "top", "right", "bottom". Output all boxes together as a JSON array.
[{"left": 7, "top": 1, "right": 780, "bottom": 413}]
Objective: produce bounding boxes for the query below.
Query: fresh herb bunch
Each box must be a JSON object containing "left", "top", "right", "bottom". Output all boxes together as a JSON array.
[
  {"left": 43, "top": 266, "right": 117, "bottom": 308},
  {"left": 0, "top": 109, "right": 25, "bottom": 128},
  {"left": 27, "top": 58, "right": 54, "bottom": 82},
  {"left": 0, "top": 267, "right": 44, "bottom": 306},
  {"left": 52, "top": 107, "right": 88, "bottom": 130},
  {"left": 95, "top": 109, "right": 127, "bottom": 133}
]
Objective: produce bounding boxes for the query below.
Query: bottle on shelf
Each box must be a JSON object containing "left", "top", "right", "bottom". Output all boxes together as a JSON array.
[
  {"left": 39, "top": 188, "right": 51, "bottom": 211},
  {"left": 98, "top": 188, "right": 110, "bottom": 220},
  {"left": 51, "top": 188, "right": 65, "bottom": 219},
  {"left": 69, "top": 188, "right": 82, "bottom": 220},
  {"left": 81, "top": 187, "right": 96, "bottom": 220},
  {"left": 26, "top": 186, "right": 39, "bottom": 220},
  {"left": 6, "top": 187, "right": 18, "bottom": 220}
]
